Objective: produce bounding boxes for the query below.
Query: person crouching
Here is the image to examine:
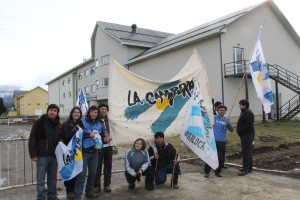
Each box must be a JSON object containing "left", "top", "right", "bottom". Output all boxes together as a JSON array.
[{"left": 124, "top": 138, "right": 154, "bottom": 191}]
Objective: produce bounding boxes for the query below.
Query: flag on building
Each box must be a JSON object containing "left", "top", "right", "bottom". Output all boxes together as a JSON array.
[
  {"left": 249, "top": 39, "right": 274, "bottom": 113},
  {"left": 108, "top": 49, "right": 214, "bottom": 146},
  {"left": 55, "top": 127, "right": 83, "bottom": 181},
  {"left": 76, "top": 88, "right": 88, "bottom": 116}
]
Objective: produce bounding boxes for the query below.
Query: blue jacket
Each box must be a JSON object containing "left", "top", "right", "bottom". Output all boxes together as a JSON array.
[
  {"left": 125, "top": 148, "right": 150, "bottom": 177},
  {"left": 213, "top": 115, "right": 234, "bottom": 142},
  {"left": 81, "top": 117, "right": 103, "bottom": 153}
]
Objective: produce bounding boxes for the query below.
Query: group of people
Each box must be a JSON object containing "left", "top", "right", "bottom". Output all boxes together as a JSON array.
[
  {"left": 204, "top": 99, "right": 255, "bottom": 178},
  {"left": 28, "top": 103, "right": 181, "bottom": 200}
]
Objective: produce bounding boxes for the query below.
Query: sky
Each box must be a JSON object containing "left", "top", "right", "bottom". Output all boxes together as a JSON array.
[{"left": 0, "top": 0, "right": 299, "bottom": 91}]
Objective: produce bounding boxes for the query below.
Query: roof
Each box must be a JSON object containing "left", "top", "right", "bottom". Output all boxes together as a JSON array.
[
  {"left": 16, "top": 87, "right": 48, "bottom": 99},
  {"left": 46, "top": 58, "right": 94, "bottom": 84},
  {"left": 13, "top": 90, "right": 28, "bottom": 98},
  {"left": 91, "top": 21, "right": 174, "bottom": 57},
  {"left": 125, "top": 0, "right": 300, "bottom": 65}
]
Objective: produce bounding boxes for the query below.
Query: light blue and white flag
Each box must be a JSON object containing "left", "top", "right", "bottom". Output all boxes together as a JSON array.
[
  {"left": 76, "top": 88, "right": 88, "bottom": 116},
  {"left": 180, "top": 80, "right": 218, "bottom": 169},
  {"left": 55, "top": 127, "right": 83, "bottom": 181},
  {"left": 249, "top": 39, "right": 274, "bottom": 113}
]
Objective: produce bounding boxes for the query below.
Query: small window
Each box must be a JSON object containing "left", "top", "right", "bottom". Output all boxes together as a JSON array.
[
  {"left": 101, "top": 78, "right": 109, "bottom": 87},
  {"left": 96, "top": 59, "right": 99, "bottom": 67},
  {"left": 85, "top": 86, "right": 89, "bottom": 93},
  {"left": 78, "top": 72, "right": 83, "bottom": 79},
  {"left": 100, "top": 55, "right": 110, "bottom": 66},
  {"left": 63, "top": 93, "right": 66, "bottom": 99},
  {"left": 91, "top": 84, "right": 96, "bottom": 92},
  {"left": 68, "top": 91, "right": 72, "bottom": 98},
  {"left": 37, "top": 103, "right": 40, "bottom": 106},
  {"left": 84, "top": 69, "right": 89, "bottom": 77},
  {"left": 96, "top": 80, "right": 99, "bottom": 89},
  {"left": 28, "top": 103, "right": 31, "bottom": 106},
  {"left": 62, "top": 80, "right": 66, "bottom": 86},
  {"left": 68, "top": 77, "right": 72, "bottom": 84},
  {"left": 90, "top": 66, "right": 96, "bottom": 75}
]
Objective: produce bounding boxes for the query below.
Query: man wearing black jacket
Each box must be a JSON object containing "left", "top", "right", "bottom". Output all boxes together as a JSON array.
[
  {"left": 148, "top": 132, "right": 180, "bottom": 189},
  {"left": 236, "top": 99, "right": 255, "bottom": 176}
]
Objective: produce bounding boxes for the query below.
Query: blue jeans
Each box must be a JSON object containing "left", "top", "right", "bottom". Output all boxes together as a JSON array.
[
  {"left": 155, "top": 163, "right": 180, "bottom": 185},
  {"left": 74, "top": 152, "right": 98, "bottom": 198},
  {"left": 36, "top": 156, "right": 58, "bottom": 200}
]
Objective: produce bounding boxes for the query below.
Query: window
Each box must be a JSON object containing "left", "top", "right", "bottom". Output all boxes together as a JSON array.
[
  {"left": 68, "top": 91, "right": 72, "bottom": 98},
  {"left": 100, "top": 55, "right": 110, "bottom": 66},
  {"left": 37, "top": 103, "right": 40, "bottom": 106},
  {"left": 62, "top": 80, "right": 66, "bottom": 86},
  {"left": 63, "top": 93, "right": 66, "bottom": 99},
  {"left": 90, "top": 66, "right": 96, "bottom": 75},
  {"left": 84, "top": 69, "right": 90, "bottom": 77},
  {"left": 96, "top": 59, "right": 99, "bottom": 67},
  {"left": 85, "top": 86, "right": 89, "bottom": 93},
  {"left": 233, "top": 47, "right": 244, "bottom": 74},
  {"left": 78, "top": 72, "right": 83, "bottom": 79},
  {"left": 96, "top": 80, "right": 99, "bottom": 89},
  {"left": 101, "top": 77, "right": 109, "bottom": 87},
  {"left": 68, "top": 77, "right": 72, "bottom": 84},
  {"left": 28, "top": 103, "right": 31, "bottom": 106},
  {"left": 91, "top": 84, "right": 96, "bottom": 92}
]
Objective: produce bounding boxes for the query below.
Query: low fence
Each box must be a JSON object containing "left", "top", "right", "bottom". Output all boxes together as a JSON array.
[
  {"left": 0, "top": 116, "right": 37, "bottom": 126},
  {"left": 0, "top": 138, "right": 36, "bottom": 190}
]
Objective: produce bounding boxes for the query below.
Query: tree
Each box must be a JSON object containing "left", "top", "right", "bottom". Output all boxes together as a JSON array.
[{"left": 0, "top": 97, "right": 6, "bottom": 116}]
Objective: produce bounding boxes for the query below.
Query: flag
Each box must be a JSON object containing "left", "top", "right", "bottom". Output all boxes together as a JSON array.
[
  {"left": 108, "top": 49, "right": 214, "bottom": 145},
  {"left": 249, "top": 39, "right": 274, "bottom": 113},
  {"left": 55, "top": 127, "right": 83, "bottom": 181},
  {"left": 76, "top": 88, "right": 88, "bottom": 116},
  {"left": 180, "top": 80, "right": 218, "bottom": 169}
]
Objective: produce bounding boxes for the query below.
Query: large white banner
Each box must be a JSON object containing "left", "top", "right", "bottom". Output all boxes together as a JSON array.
[
  {"left": 180, "top": 80, "right": 218, "bottom": 169},
  {"left": 108, "top": 49, "right": 213, "bottom": 145}
]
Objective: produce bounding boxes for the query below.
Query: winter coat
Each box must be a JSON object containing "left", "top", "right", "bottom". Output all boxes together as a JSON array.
[{"left": 125, "top": 148, "right": 150, "bottom": 177}]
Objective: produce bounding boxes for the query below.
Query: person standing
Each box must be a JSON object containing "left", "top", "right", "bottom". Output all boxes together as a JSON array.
[
  {"left": 61, "top": 106, "right": 84, "bottom": 199},
  {"left": 204, "top": 105, "right": 233, "bottom": 178},
  {"left": 94, "top": 104, "right": 113, "bottom": 193},
  {"left": 28, "top": 104, "right": 61, "bottom": 200},
  {"left": 74, "top": 105, "right": 103, "bottom": 199},
  {"left": 213, "top": 101, "right": 222, "bottom": 115},
  {"left": 148, "top": 132, "right": 180, "bottom": 189},
  {"left": 236, "top": 99, "right": 255, "bottom": 176},
  {"left": 125, "top": 138, "right": 154, "bottom": 191}
]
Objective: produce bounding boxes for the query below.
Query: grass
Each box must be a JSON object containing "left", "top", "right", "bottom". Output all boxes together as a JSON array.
[{"left": 144, "top": 120, "right": 300, "bottom": 157}]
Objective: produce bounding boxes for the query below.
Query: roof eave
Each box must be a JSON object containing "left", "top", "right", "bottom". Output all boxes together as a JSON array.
[
  {"left": 125, "top": 28, "right": 226, "bottom": 65},
  {"left": 121, "top": 41, "right": 154, "bottom": 48}
]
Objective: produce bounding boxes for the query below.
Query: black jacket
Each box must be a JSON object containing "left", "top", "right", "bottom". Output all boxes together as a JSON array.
[
  {"left": 148, "top": 142, "right": 178, "bottom": 169},
  {"left": 61, "top": 118, "right": 84, "bottom": 145},
  {"left": 28, "top": 114, "right": 61, "bottom": 158},
  {"left": 236, "top": 108, "right": 255, "bottom": 136}
]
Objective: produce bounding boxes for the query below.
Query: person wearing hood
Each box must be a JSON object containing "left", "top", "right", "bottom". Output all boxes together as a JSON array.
[
  {"left": 28, "top": 104, "right": 62, "bottom": 200},
  {"left": 125, "top": 138, "right": 154, "bottom": 191}
]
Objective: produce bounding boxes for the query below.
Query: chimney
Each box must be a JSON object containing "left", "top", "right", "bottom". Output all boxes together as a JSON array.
[{"left": 131, "top": 24, "right": 137, "bottom": 33}]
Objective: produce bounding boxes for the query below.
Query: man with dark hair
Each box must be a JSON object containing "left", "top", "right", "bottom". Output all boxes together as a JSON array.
[
  {"left": 94, "top": 103, "right": 113, "bottom": 193},
  {"left": 28, "top": 104, "right": 61, "bottom": 200},
  {"left": 148, "top": 132, "right": 180, "bottom": 189},
  {"left": 213, "top": 101, "right": 222, "bottom": 115},
  {"left": 237, "top": 99, "right": 255, "bottom": 176},
  {"left": 204, "top": 105, "right": 233, "bottom": 178}
]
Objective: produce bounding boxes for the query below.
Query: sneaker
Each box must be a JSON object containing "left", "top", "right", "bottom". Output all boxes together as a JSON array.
[
  {"left": 204, "top": 173, "right": 209, "bottom": 178},
  {"left": 104, "top": 185, "right": 111, "bottom": 193},
  {"left": 93, "top": 186, "right": 101, "bottom": 193},
  {"left": 215, "top": 173, "right": 223, "bottom": 178},
  {"left": 238, "top": 171, "right": 248, "bottom": 176},
  {"left": 239, "top": 168, "right": 252, "bottom": 173},
  {"left": 67, "top": 192, "right": 75, "bottom": 199},
  {"left": 172, "top": 184, "right": 179, "bottom": 189},
  {"left": 85, "top": 192, "right": 98, "bottom": 198},
  {"left": 128, "top": 183, "right": 135, "bottom": 189}
]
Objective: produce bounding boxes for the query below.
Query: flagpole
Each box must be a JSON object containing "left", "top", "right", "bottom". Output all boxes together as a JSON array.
[{"left": 226, "top": 20, "right": 267, "bottom": 120}]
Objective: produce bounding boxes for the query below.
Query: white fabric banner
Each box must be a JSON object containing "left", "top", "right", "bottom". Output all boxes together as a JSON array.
[
  {"left": 180, "top": 80, "right": 218, "bottom": 169},
  {"left": 55, "top": 127, "right": 83, "bottom": 181},
  {"left": 108, "top": 49, "right": 214, "bottom": 145},
  {"left": 249, "top": 39, "right": 274, "bottom": 113}
]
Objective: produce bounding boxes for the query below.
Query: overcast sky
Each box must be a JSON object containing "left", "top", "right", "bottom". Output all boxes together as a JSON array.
[{"left": 0, "top": 0, "right": 298, "bottom": 90}]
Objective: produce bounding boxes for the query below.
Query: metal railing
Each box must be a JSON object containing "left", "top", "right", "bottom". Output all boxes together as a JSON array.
[{"left": 0, "top": 138, "right": 36, "bottom": 190}]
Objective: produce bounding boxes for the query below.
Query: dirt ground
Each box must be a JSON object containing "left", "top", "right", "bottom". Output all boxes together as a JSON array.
[{"left": 1, "top": 124, "right": 300, "bottom": 172}]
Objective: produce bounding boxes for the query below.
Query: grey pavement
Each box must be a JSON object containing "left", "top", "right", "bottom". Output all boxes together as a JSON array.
[{"left": 0, "top": 163, "right": 300, "bottom": 200}]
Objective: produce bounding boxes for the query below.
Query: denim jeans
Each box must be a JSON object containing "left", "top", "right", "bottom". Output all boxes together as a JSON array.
[
  {"left": 74, "top": 152, "right": 98, "bottom": 198},
  {"left": 94, "top": 146, "right": 113, "bottom": 188},
  {"left": 155, "top": 163, "right": 180, "bottom": 185},
  {"left": 36, "top": 156, "right": 58, "bottom": 200}
]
